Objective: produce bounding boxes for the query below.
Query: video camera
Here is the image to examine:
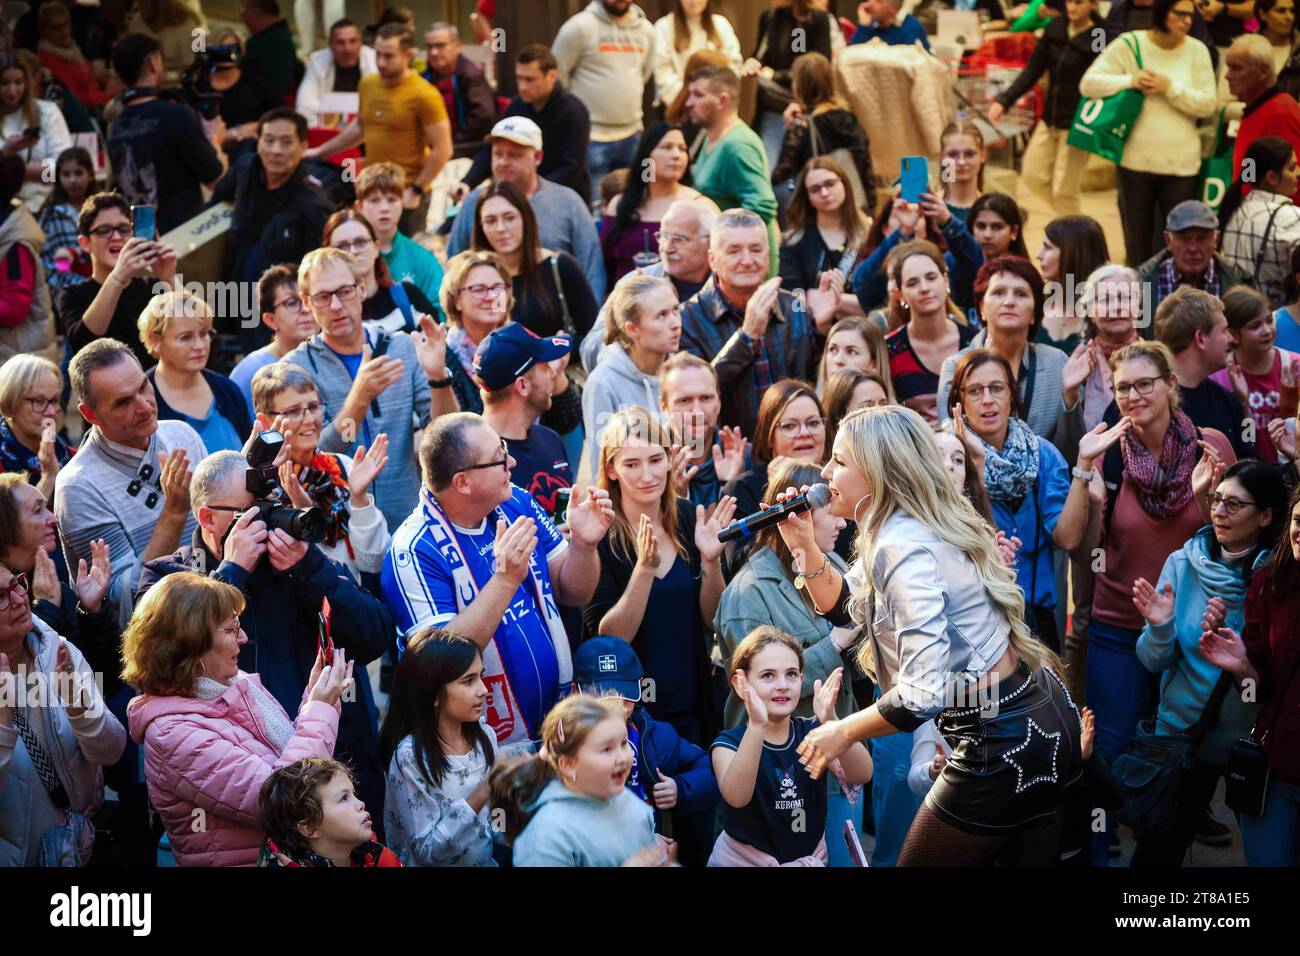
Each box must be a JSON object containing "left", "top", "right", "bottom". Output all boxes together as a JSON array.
[
  {"left": 179, "top": 43, "right": 241, "bottom": 121},
  {"left": 246, "top": 431, "right": 328, "bottom": 543}
]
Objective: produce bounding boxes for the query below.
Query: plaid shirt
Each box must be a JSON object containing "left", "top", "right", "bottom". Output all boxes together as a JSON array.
[
  {"left": 678, "top": 276, "right": 813, "bottom": 436},
  {"left": 36, "top": 202, "right": 89, "bottom": 290},
  {"left": 1222, "top": 189, "right": 1300, "bottom": 308},
  {"left": 1156, "top": 253, "right": 1219, "bottom": 303}
]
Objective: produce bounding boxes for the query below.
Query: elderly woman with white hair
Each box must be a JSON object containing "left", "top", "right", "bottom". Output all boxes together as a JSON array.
[
  {"left": 139, "top": 289, "right": 252, "bottom": 453},
  {"left": 0, "top": 354, "right": 74, "bottom": 502}
]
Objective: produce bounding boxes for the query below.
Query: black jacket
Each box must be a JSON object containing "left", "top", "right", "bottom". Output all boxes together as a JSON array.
[
  {"left": 463, "top": 86, "right": 591, "bottom": 200},
  {"left": 422, "top": 54, "right": 498, "bottom": 145},
  {"left": 771, "top": 108, "right": 874, "bottom": 204},
  {"left": 138, "top": 530, "right": 395, "bottom": 837},
  {"left": 994, "top": 14, "right": 1103, "bottom": 130},
  {"left": 209, "top": 153, "right": 336, "bottom": 286}
]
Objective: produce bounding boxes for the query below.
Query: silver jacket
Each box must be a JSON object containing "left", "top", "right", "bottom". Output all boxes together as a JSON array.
[{"left": 849, "top": 511, "right": 1011, "bottom": 732}]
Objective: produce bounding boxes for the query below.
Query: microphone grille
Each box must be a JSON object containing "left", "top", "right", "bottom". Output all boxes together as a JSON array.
[{"left": 806, "top": 483, "right": 832, "bottom": 508}]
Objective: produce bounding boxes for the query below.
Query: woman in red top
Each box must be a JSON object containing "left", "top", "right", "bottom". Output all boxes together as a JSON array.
[{"left": 1202, "top": 483, "right": 1300, "bottom": 866}]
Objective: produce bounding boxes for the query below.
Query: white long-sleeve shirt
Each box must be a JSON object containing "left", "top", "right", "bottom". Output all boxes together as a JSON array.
[
  {"left": 651, "top": 13, "right": 742, "bottom": 106},
  {"left": 1078, "top": 30, "right": 1217, "bottom": 176}
]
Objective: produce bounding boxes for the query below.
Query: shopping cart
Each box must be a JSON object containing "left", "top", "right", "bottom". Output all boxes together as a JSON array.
[{"left": 938, "top": 48, "right": 1043, "bottom": 169}]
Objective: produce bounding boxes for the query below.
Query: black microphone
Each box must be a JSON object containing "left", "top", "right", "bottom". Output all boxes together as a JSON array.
[{"left": 717, "top": 483, "right": 832, "bottom": 543}]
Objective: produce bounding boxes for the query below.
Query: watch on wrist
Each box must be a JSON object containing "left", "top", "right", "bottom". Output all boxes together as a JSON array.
[
  {"left": 428, "top": 374, "right": 453, "bottom": 389},
  {"left": 408, "top": 183, "right": 425, "bottom": 196},
  {"left": 1072, "top": 465, "right": 1094, "bottom": 482}
]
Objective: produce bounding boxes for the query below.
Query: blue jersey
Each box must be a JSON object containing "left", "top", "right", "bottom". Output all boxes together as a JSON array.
[{"left": 381, "top": 485, "right": 569, "bottom": 745}]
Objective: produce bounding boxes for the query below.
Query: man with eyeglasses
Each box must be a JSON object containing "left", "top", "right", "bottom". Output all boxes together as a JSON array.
[
  {"left": 229, "top": 265, "right": 322, "bottom": 410},
  {"left": 137, "top": 448, "right": 395, "bottom": 838},
  {"left": 581, "top": 197, "right": 718, "bottom": 369},
  {"left": 208, "top": 106, "right": 335, "bottom": 341},
  {"left": 382, "top": 412, "right": 615, "bottom": 751},
  {"left": 58, "top": 192, "right": 175, "bottom": 370},
  {"left": 285, "top": 247, "right": 457, "bottom": 533}
]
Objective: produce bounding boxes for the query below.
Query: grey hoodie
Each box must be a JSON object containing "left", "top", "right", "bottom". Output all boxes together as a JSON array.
[
  {"left": 552, "top": 1, "right": 656, "bottom": 141},
  {"left": 512, "top": 778, "right": 655, "bottom": 867},
  {"left": 581, "top": 341, "right": 662, "bottom": 473}
]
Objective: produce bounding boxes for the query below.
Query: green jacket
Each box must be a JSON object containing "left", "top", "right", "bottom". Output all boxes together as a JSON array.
[
  {"left": 713, "top": 546, "right": 858, "bottom": 728},
  {"left": 1136, "top": 250, "right": 1250, "bottom": 340}
]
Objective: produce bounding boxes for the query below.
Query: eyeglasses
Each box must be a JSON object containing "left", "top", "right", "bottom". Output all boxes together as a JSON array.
[
  {"left": 1169, "top": 8, "right": 1195, "bottom": 20},
  {"left": 458, "top": 438, "right": 510, "bottom": 474},
  {"left": 962, "top": 382, "right": 1010, "bottom": 400},
  {"left": 462, "top": 282, "right": 508, "bottom": 300},
  {"left": 806, "top": 178, "right": 843, "bottom": 196},
  {"left": 775, "top": 417, "right": 827, "bottom": 437},
  {"left": 20, "top": 395, "right": 61, "bottom": 413},
  {"left": 88, "top": 224, "right": 132, "bottom": 239},
  {"left": 216, "top": 617, "right": 243, "bottom": 637},
  {"left": 333, "top": 237, "right": 372, "bottom": 254},
  {"left": 308, "top": 283, "right": 360, "bottom": 308},
  {"left": 273, "top": 295, "right": 307, "bottom": 313},
  {"left": 1209, "top": 493, "right": 1256, "bottom": 515},
  {"left": 655, "top": 231, "right": 696, "bottom": 246},
  {"left": 1114, "top": 377, "right": 1159, "bottom": 398},
  {"left": 0, "top": 573, "right": 28, "bottom": 610},
  {"left": 270, "top": 400, "right": 324, "bottom": 422}
]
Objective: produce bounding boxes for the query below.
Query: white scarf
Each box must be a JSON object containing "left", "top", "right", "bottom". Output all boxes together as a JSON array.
[{"left": 420, "top": 489, "right": 572, "bottom": 746}]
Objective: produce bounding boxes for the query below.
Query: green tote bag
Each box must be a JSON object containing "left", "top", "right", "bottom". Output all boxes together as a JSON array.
[
  {"left": 1067, "top": 34, "right": 1146, "bottom": 164},
  {"left": 1197, "top": 110, "right": 1234, "bottom": 211}
]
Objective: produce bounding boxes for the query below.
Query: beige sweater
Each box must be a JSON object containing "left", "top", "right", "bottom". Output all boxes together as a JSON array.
[{"left": 1078, "top": 30, "right": 1217, "bottom": 176}]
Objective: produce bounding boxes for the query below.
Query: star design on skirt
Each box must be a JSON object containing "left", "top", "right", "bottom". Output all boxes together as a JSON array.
[{"left": 1001, "top": 718, "right": 1061, "bottom": 794}]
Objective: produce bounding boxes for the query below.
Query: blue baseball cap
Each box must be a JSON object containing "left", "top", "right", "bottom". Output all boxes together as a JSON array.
[
  {"left": 573, "top": 637, "right": 644, "bottom": 702},
  {"left": 472, "top": 324, "right": 571, "bottom": 391}
]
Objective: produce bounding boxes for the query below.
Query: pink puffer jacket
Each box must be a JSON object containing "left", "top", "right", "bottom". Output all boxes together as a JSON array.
[{"left": 127, "top": 672, "right": 339, "bottom": 867}]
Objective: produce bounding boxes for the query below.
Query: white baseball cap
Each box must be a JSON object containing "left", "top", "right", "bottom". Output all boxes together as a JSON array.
[{"left": 487, "top": 116, "right": 543, "bottom": 152}]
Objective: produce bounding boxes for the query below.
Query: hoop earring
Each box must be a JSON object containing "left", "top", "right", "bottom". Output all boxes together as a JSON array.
[{"left": 852, "top": 493, "right": 873, "bottom": 521}]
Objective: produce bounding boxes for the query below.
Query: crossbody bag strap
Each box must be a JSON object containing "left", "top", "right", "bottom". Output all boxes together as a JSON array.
[
  {"left": 13, "top": 704, "right": 71, "bottom": 810},
  {"left": 1252, "top": 201, "right": 1286, "bottom": 289},
  {"left": 548, "top": 255, "right": 577, "bottom": 339},
  {"left": 1187, "top": 669, "right": 1236, "bottom": 743}
]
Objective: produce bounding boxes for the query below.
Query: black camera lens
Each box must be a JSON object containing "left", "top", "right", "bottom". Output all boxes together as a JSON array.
[{"left": 262, "top": 503, "right": 327, "bottom": 544}]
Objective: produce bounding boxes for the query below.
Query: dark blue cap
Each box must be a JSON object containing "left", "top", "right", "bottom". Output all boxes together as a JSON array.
[
  {"left": 573, "top": 637, "right": 644, "bottom": 702},
  {"left": 472, "top": 324, "right": 571, "bottom": 391}
]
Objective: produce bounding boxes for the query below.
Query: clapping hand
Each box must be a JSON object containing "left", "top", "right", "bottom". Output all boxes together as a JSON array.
[
  {"left": 634, "top": 513, "right": 660, "bottom": 572},
  {"left": 712, "top": 426, "right": 749, "bottom": 483},
  {"left": 1132, "top": 577, "right": 1175, "bottom": 627},
  {"left": 669, "top": 444, "right": 699, "bottom": 499},
  {"left": 812, "top": 667, "right": 845, "bottom": 724},
  {"left": 55, "top": 639, "right": 91, "bottom": 718},
  {"left": 1267, "top": 417, "right": 1296, "bottom": 461},
  {"left": 807, "top": 270, "right": 845, "bottom": 334},
  {"left": 951, "top": 404, "right": 985, "bottom": 473},
  {"left": 1061, "top": 342, "right": 1094, "bottom": 405},
  {"left": 1191, "top": 439, "right": 1226, "bottom": 504},
  {"left": 31, "top": 545, "right": 61, "bottom": 604},
  {"left": 1225, "top": 355, "right": 1249, "bottom": 406},
  {"left": 1080, "top": 707, "right": 1095, "bottom": 761},
  {"left": 412, "top": 313, "right": 448, "bottom": 381},
  {"left": 493, "top": 516, "right": 538, "bottom": 587},
  {"left": 695, "top": 495, "right": 738, "bottom": 566},
  {"left": 566, "top": 486, "right": 616, "bottom": 547},
  {"left": 74, "top": 538, "right": 111, "bottom": 614},
  {"left": 348, "top": 435, "right": 389, "bottom": 506},
  {"left": 277, "top": 461, "right": 314, "bottom": 509},
  {"left": 733, "top": 669, "right": 769, "bottom": 725},
  {"left": 37, "top": 419, "right": 60, "bottom": 483},
  {"left": 159, "top": 448, "right": 194, "bottom": 517},
  {"left": 1076, "top": 417, "right": 1132, "bottom": 470}
]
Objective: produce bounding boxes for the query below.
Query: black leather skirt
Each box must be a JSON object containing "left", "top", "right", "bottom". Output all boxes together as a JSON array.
[{"left": 926, "top": 661, "right": 1084, "bottom": 836}]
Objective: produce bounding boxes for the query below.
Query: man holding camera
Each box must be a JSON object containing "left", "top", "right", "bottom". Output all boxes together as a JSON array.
[
  {"left": 106, "top": 34, "right": 226, "bottom": 234},
  {"left": 136, "top": 445, "right": 395, "bottom": 833}
]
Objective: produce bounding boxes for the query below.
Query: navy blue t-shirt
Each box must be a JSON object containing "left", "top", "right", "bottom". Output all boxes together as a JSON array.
[
  {"left": 506, "top": 423, "right": 573, "bottom": 516},
  {"left": 711, "top": 716, "right": 828, "bottom": 862}
]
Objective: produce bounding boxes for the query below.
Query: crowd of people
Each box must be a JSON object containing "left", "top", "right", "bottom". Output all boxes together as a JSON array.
[{"left": 1, "top": 0, "right": 1300, "bottom": 870}]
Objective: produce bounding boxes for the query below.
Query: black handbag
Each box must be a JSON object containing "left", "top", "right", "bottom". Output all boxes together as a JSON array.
[
  {"left": 1226, "top": 649, "right": 1300, "bottom": 817},
  {"left": 1112, "top": 671, "right": 1233, "bottom": 834}
]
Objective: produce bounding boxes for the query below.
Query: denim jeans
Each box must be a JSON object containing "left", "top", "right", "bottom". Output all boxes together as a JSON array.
[
  {"left": 868, "top": 729, "right": 925, "bottom": 866},
  {"left": 586, "top": 133, "right": 641, "bottom": 207},
  {"left": 1239, "top": 773, "right": 1300, "bottom": 866},
  {"left": 1087, "top": 619, "right": 1158, "bottom": 865}
]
